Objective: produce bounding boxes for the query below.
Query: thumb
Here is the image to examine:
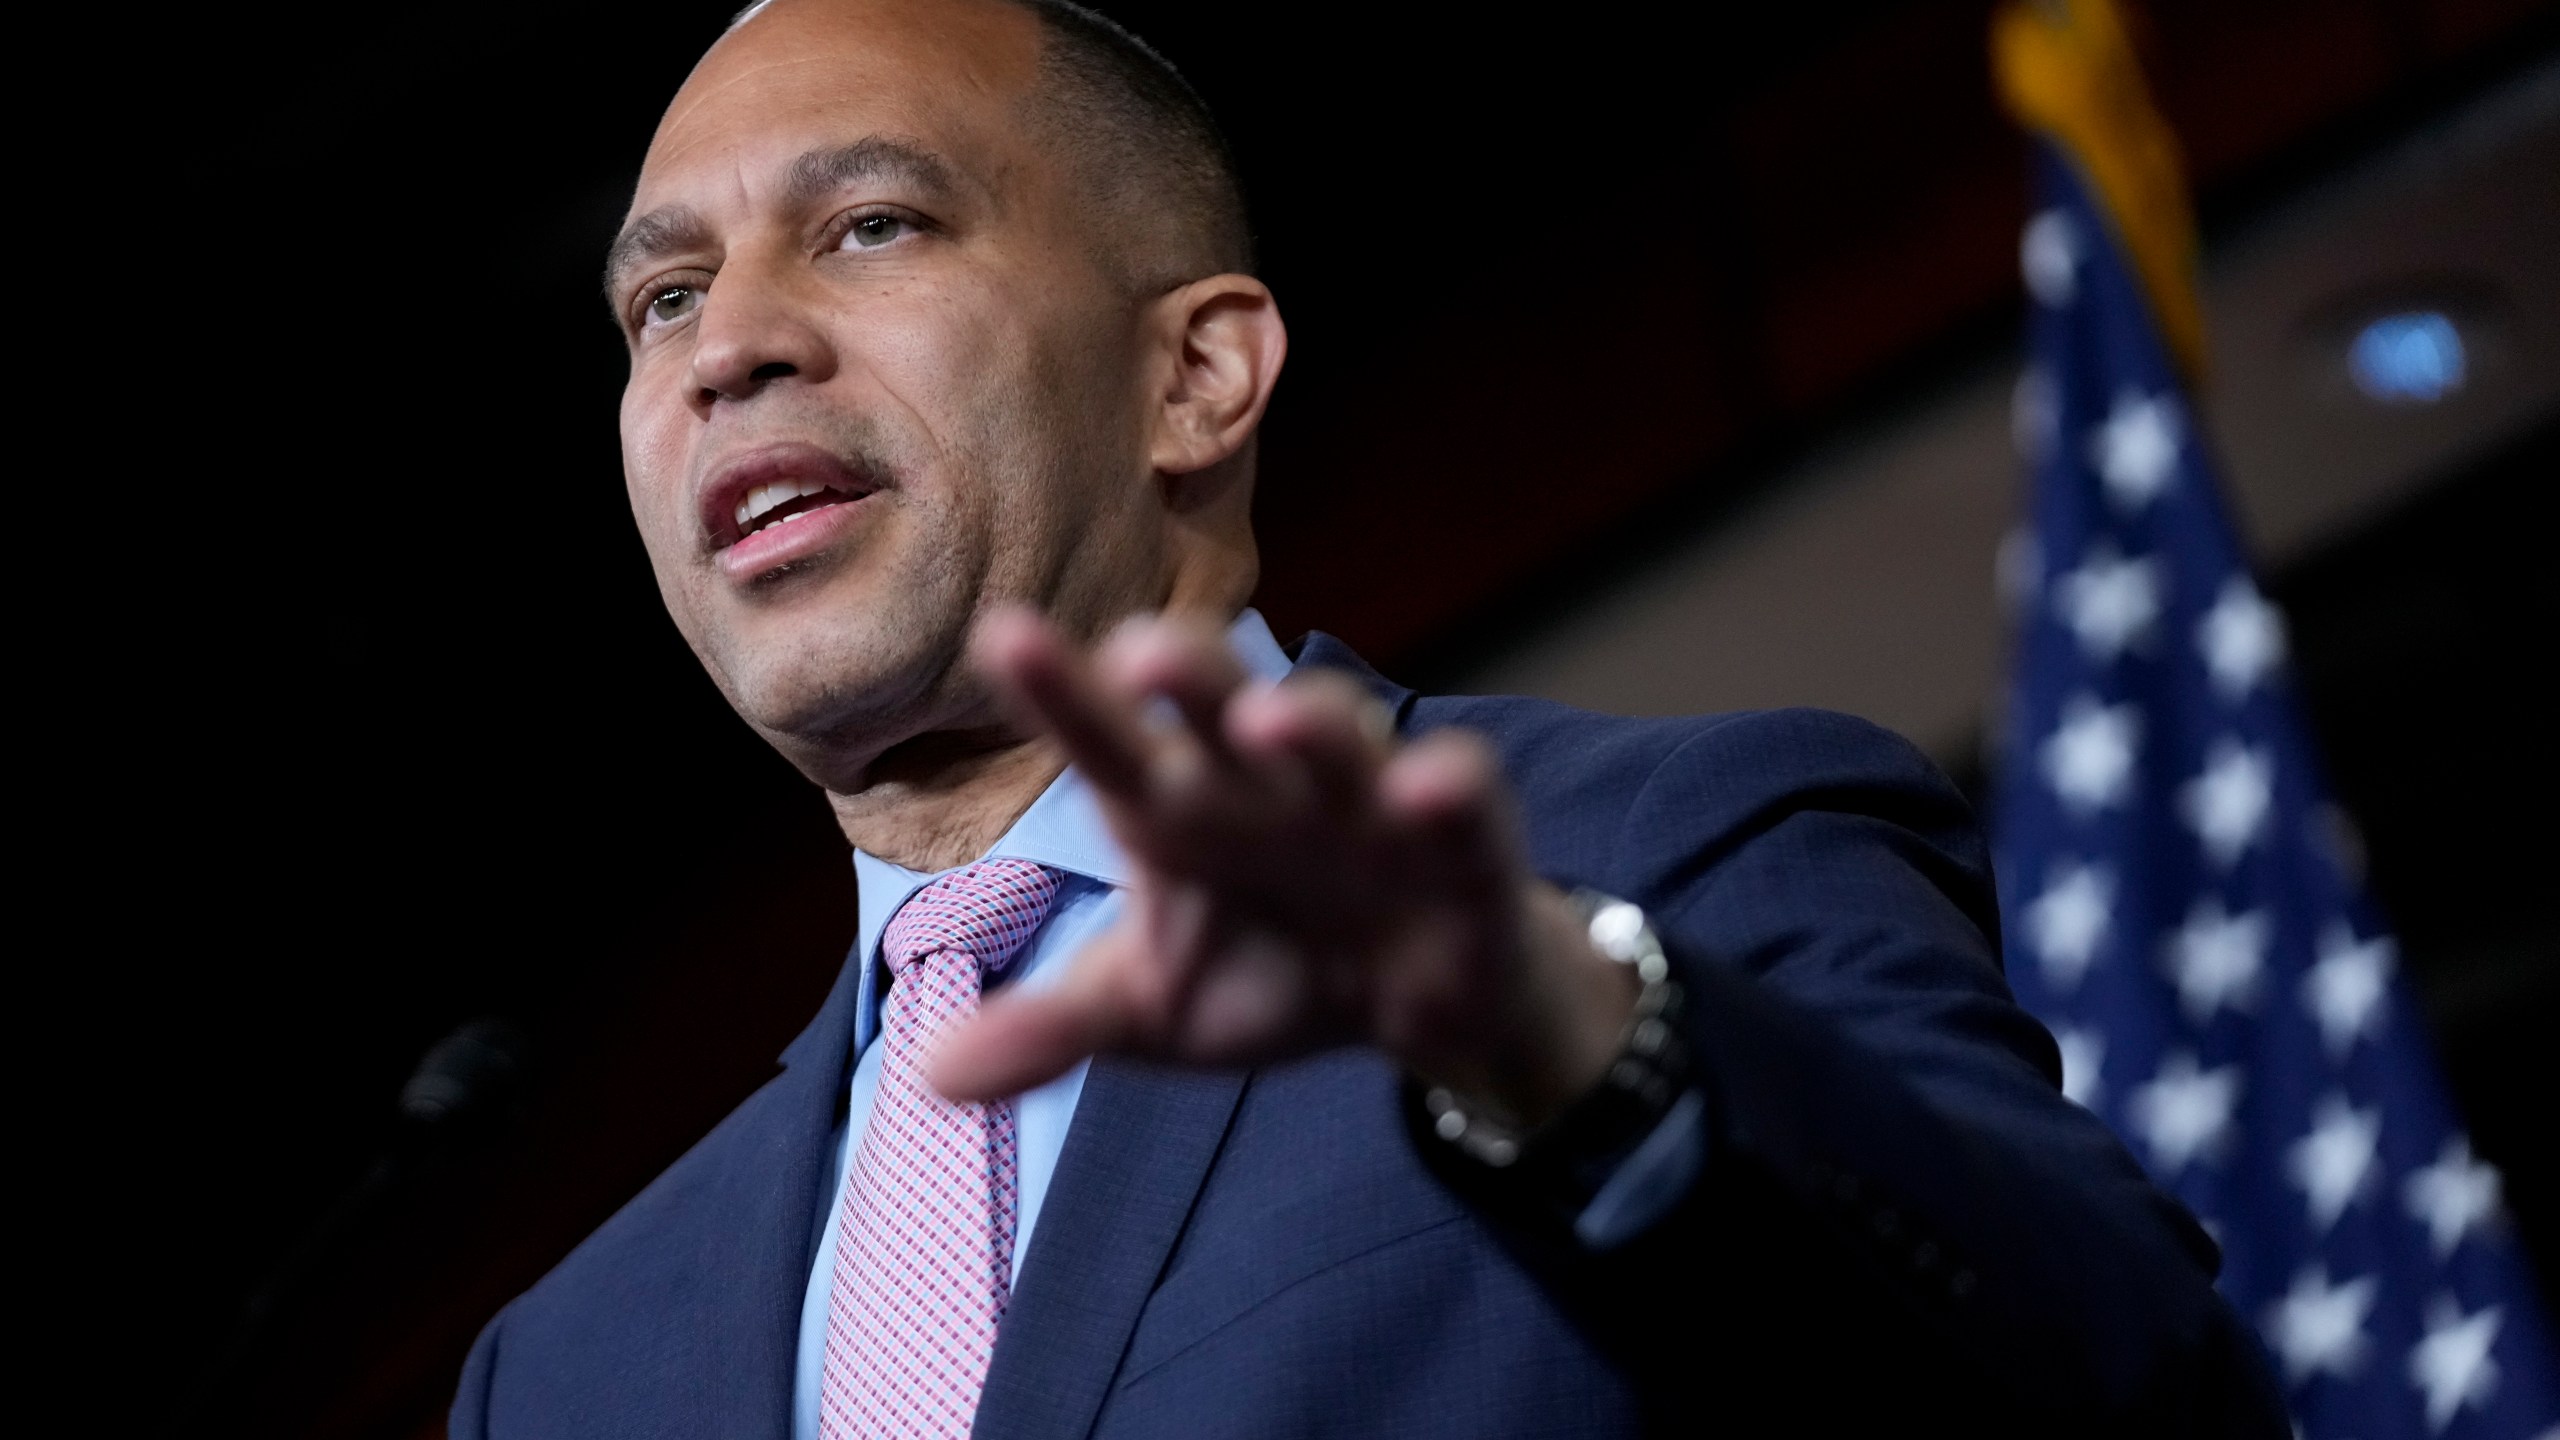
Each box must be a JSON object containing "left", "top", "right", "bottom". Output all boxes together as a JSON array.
[{"left": 926, "top": 927, "right": 1151, "bottom": 1102}]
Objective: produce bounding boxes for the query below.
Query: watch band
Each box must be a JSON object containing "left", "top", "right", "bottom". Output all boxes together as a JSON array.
[{"left": 1418, "top": 890, "right": 1693, "bottom": 1207}]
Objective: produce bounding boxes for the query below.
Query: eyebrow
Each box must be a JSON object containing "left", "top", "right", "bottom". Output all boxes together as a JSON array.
[
  {"left": 783, "top": 136, "right": 965, "bottom": 214},
  {"left": 601, "top": 204, "right": 712, "bottom": 311},
  {"left": 600, "top": 138, "right": 970, "bottom": 312}
]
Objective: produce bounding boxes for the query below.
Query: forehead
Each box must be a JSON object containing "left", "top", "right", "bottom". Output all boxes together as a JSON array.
[{"left": 635, "top": 0, "right": 1043, "bottom": 211}]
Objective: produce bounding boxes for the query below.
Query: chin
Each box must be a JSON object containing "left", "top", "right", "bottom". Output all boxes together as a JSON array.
[{"left": 719, "top": 611, "right": 967, "bottom": 767}]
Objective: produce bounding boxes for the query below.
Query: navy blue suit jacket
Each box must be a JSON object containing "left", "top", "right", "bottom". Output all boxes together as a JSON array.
[{"left": 452, "top": 636, "right": 2287, "bottom": 1437}]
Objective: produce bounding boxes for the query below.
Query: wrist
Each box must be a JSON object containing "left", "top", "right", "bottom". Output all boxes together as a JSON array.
[
  {"left": 1409, "top": 882, "right": 1642, "bottom": 1133},
  {"left": 1416, "top": 890, "right": 1693, "bottom": 1201}
]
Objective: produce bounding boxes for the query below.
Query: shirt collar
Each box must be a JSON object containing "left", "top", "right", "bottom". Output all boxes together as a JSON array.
[{"left": 849, "top": 608, "right": 1294, "bottom": 960}]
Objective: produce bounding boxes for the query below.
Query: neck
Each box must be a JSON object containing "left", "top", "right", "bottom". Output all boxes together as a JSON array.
[
  {"left": 826, "top": 727, "right": 1065, "bottom": 872},
  {"left": 820, "top": 566, "right": 1253, "bottom": 869}
]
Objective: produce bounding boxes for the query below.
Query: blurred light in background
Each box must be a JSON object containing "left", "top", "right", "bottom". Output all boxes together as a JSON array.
[{"left": 2350, "top": 311, "right": 2468, "bottom": 404}]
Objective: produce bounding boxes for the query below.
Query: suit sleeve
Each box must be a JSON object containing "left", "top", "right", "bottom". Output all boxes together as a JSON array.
[
  {"left": 1413, "top": 708, "right": 2288, "bottom": 1436},
  {"left": 448, "top": 1306, "right": 504, "bottom": 1440}
]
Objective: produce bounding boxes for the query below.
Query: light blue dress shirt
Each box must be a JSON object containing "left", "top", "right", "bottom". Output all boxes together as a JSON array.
[
  {"left": 788, "top": 610, "right": 1703, "bottom": 1439},
  {"left": 789, "top": 612, "right": 1295, "bottom": 1440}
]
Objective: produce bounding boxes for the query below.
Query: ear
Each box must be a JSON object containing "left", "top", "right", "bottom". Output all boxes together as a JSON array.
[{"left": 1146, "top": 274, "right": 1288, "bottom": 479}]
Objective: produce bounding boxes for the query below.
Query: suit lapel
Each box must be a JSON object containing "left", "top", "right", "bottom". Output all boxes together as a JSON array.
[
  {"left": 969, "top": 632, "right": 1397, "bottom": 1438},
  {"left": 772, "top": 945, "right": 867, "bottom": 1255},
  {"left": 1292, "top": 631, "right": 1420, "bottom": 727},
  {"left": 974, "top": 1059, "right": 1248, "bottom": 1440},
  {"left": 666, "top": 946, "right": 862, "bottom": 1439}
]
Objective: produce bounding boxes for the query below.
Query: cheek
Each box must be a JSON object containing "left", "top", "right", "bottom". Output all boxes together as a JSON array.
[
  {"left": 860, "top": 287, "right": 1018, "bottom": 417},
  {"left": 619, "top": 379, "right": 695, "bottom": 543},
  {"left": 853, "top": 292, "right": 1051, "bottom": 496},
  {"left": 935, "top": 296, "right": 1119, "bottom": 461}
]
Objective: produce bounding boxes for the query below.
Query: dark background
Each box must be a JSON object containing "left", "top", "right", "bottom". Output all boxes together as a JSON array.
[{"left": 103, "top": 1, "right": 2556, "bottom": 1434}]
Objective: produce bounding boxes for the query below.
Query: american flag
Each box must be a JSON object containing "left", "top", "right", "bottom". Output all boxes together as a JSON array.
[{"left": 1989, "top": 133, "right": 2559, "bottom": 1437}]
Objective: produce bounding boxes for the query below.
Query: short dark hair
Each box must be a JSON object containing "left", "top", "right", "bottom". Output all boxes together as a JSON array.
[
  {"left": 1012, "top": 0, "right": 1255, "bottom": 288},
  {"left": 727, "top": 0, "right": 1253, "bottom": 288}
]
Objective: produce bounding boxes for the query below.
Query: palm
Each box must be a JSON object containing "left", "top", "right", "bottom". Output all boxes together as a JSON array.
[{"left": 928, "top": 609, "right": 1611, "bottom": 1116}]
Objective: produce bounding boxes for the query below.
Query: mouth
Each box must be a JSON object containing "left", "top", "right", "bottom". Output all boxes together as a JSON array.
[
  {"left": 699, "top": 443, "right": 884, "bottom": 574},
  {"left": 734, "top": 475, "right": 862, "bottom": 539}
]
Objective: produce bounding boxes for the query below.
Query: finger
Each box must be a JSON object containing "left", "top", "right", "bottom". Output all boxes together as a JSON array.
[
  {"left": 926, "top": 927, "right": 1156, "bottom": 1102},
  {"left": 971, "top": 606, "right": 1155, "bottom": 800},
  {"left": 1227, "top": 672, "right": 1392, "bottom": 815},
  {"left": 1181, "top": 929, "right": 1333, "bottom": 1062},
  {"left": 1377, "top": 728, "right": 1521, "bottom": 881},
  {"left": 1096, "top": 614, "right": 1250, "bottom": 767}
]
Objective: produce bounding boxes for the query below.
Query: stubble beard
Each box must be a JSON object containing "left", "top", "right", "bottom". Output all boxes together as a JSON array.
[
  {"left": 711, "top": 483, "right": 992, "bottom": 787},
  {"left": 667, "top": 306, "right": 1152, "bottom": 791},
  {"left": 709, "top": 421, "right": 1098, "bottom": 791}
]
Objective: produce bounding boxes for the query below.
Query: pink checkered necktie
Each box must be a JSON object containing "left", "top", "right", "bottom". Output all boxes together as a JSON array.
[{"left": 820, "top": 859, "right": 1064, "bottom": 1440}]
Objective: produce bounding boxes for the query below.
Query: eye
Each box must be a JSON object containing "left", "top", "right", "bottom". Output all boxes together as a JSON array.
[
  {"left": 643, "top": 283, "right": 701, "bottom": 329},
  {"left": 840, "top": 213, "right": 911, "bottom": 250}
]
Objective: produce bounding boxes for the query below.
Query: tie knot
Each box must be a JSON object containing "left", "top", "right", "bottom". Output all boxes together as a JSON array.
[{"left": 881, "top": 859, "right": 1063, "bottom": 980}]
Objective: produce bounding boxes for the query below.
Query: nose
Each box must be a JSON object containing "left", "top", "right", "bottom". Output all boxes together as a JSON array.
[{"left": 686, "top": 260, "right": 837, "bottom": 410}]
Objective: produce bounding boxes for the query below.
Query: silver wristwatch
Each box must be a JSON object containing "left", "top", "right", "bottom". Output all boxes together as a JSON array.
[{"left": 1421, "top": 889, "right": 1690, "bottom": 1174}]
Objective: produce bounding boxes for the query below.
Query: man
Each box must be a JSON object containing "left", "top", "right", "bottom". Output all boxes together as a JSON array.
[{"left": 454, "top": 0, "right": 2288, "bottom": 1434}]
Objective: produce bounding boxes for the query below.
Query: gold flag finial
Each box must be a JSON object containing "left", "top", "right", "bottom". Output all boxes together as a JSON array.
[{"left": 1992, "top": 0, "right": 2206, "bottom": 379}]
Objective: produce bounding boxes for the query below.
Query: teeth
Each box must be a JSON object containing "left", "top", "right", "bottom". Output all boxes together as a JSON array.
[{"left": 734, "top": 477, "right": 858, "bottom": 536}]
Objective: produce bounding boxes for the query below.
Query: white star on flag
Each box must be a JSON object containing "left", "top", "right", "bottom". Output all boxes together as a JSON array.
[
  {"left": 2127, "top": 1051, "right": 2243, "bottom": 1174},
  {"left": 2021, "top": 208, "right": 2079, "bottom": 307},
  {"left": 2024, "top": 862, "right": 2113, "bottom": 990},
  {"left": 2287, "top": 1094, "right": 2381, "bottom": 1233},
  {"left": 2180, "top": 740, "right": 2274, "bottom": 868},
  {"left": 2053, "top": 1025, "right": 2106, "bottom": 1108},
  {"left": 1996, "top": 138, "right": 2560, "bottom": 1440},
  {"left": 2164, "top": 898, "right": 2269, "bottom": 1024},
  {"left": 2404, "top": 1136, "right": 2503, "bottom": 1258},
  {"left": 2302, "top": 923, "right": 2395, "bottom": 1057},
  {"left": 2041, "top": 694, "right": 2141, "bottom": 814},
  {"left": 2055, "top": 546, "right": 2163, "bottom": 661},
  {"left": 2090, "top": 389, "right": 2184, "bottom": 511},
  {"left": 2409, "top": 1298, "right": 2503, "bottom": 1432},
  {"left": 2264, "top": 1266, "right": 2378, "bottom": 1384},
  {"left": 2197, "top": 576, "right": 2286, "bottom": 700}
]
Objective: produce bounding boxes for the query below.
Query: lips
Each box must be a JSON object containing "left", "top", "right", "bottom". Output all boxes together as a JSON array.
[{"left": 698, "top": 443, "right": 882, "bottom": 558}]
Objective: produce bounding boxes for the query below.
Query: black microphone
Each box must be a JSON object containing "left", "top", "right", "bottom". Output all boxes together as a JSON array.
[
  {"left": 399, "top": 1017, "right": 530, "bottom": 1129},
  {"left": 194, "top": 1017, "right": 532, "bottom": 1413}
]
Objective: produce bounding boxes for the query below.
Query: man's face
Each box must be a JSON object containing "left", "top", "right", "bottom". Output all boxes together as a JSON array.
[{"left": 612, "top": 0, "right": 1169, "bottom": 783}]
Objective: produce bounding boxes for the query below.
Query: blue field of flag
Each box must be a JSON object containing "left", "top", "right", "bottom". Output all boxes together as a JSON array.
[{"left": 1991, "top": 143, "right": 2557, "bottom": 1438}]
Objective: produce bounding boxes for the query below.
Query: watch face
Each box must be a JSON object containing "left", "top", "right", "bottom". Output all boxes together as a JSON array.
[
  {"left": 1585, "top": 896, "right": 1653, "bottom": 962},
  {"left": 1570, "top": 888, "right": 1674, "bottom": 983}
]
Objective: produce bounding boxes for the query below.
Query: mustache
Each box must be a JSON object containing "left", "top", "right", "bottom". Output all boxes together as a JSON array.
[{"left": 691, "top": 400, "right": 914, "bottom": 496}]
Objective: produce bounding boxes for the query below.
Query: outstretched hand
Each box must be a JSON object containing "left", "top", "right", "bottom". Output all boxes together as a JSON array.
[{"left": 928, "top": 608, "right": 1636, "bottom": 1129}]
